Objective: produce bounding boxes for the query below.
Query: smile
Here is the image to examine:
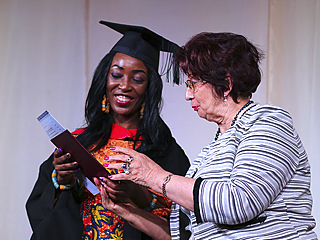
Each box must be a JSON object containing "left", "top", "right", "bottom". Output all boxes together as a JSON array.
[{"left": 115, "top": 95, "right": 133, "bottom": 104}]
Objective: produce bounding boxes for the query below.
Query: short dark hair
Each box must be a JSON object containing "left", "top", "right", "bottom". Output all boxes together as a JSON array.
[
  {"left": 175, "top": 32, "right": 264, "bottom": 102},
  {"left": 77, "top": 51, "right": 172, "bottom": 159}
]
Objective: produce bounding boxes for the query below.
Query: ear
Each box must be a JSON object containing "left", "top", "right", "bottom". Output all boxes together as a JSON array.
[{"left": 224, "top": 74, "right": 233, "bottom": 96}]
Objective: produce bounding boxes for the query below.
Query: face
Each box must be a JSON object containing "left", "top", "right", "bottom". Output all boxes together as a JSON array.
[
  {"left": 185, "top": 78, "right": 225, "bottom": 122},
  {"left": 107, "top": 52, "right": 148, "bottom": 126}
]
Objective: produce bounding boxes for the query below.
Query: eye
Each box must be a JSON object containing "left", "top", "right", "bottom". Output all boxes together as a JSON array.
[
  {"left": 132, "top": 77, "right": 145, "bottom": 84},
  {"left": 110, "top": 73, "right": 122, "bottom": 79}
]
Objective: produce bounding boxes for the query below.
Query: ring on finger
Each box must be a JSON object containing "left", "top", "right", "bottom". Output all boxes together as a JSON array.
[
  {"left": 121, "top": 163, "right": 130, "bottom": 174},
  {"left": 127, "top": 157, "right": 133, "bottom": 163}
]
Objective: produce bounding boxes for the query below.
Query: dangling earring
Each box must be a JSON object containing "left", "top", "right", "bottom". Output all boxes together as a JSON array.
[
  {"left": 140, "top": 103, "right": 145, "bottom": 120},
  {"left": 102, "top": 95, "right": 110, "bottom": 114},
  {"left": 224, "top": 95, "right": 228, "bottom": 102}
]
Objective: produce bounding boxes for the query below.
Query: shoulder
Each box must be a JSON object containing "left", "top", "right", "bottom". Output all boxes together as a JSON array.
[
  {"left": 234, "top": 104, "right": 302, "bottom": 149},
  {"left": 240, "top": 104, "right": 294, "bottom": 130},
  {"left": 71, "top": 128, "right": 86, "bottom": 136}
]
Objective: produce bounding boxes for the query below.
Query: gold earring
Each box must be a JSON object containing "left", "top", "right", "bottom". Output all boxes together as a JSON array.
[
  {"left": 140, "top": 103, "right": 145, "bottom": 119},
  {"left": 102, "top": 95, "right": 110, "bottom": 114}
]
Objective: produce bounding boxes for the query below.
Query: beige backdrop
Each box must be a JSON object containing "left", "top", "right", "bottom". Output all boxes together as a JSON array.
[{"left": 0, "top": 0, "right": 319, "bottom": 239}]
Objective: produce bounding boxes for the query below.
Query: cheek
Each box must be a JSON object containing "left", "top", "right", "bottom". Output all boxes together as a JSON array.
[
  {"left": 198, "top": 95, "right": 215, "bottom": 115},
  {"left": 135, "top": 84, "right": 148, "bottom": 99}
]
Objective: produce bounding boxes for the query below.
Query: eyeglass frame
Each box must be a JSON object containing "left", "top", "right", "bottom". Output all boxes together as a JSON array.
[{"left": 185, "top": 79, "right": 204, "bottom": 92}]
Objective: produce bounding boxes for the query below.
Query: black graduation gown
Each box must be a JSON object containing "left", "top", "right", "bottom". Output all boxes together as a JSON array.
[{"left": 26, "top": 138, "right": 190, "bottom": 240}]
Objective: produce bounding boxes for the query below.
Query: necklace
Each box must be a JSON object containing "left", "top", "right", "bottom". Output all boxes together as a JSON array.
[{"left": 214, "top": 100, "right": 254, "bottom": 141}]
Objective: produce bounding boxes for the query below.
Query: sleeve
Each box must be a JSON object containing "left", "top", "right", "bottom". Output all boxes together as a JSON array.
[
  {"left": 148, "top": 137, "right": 190, "bottom": 219},
  {"left": 157, "top": 137, "right": 190, "bottom": 176},
  {"left": 26, "top": 154, "right": 83, "bottom": 240},
  {"left": 195, "top": 109, "right": 301, "bottom": 225}
]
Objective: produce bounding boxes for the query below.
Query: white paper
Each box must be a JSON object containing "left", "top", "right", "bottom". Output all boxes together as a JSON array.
[{"left": 37, "top": 110, "right": 65, "bottom": 139}]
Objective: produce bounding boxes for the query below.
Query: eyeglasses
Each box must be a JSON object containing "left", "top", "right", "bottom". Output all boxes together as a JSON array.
[{"left": 185, "top": 79, "right": 204, "bottom": 92}]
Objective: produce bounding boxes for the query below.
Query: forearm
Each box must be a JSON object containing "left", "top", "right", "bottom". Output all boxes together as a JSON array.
[
  {"left": 151, "top": 172, "right": 196, "bottom": 212},
  {"left": 125, "top": 207, "right": 171, "bottom": 240}
]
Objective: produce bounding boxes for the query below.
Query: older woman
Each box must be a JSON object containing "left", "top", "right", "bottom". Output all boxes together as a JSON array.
[{"left": 98, "top": 32, "right": 317, "bottom": 239}]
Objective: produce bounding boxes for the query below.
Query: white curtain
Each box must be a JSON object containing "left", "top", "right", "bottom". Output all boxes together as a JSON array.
[
  {"left": 1, "top": 0, "right": 319, "bottom": 238},
  {"left": 0, "top": 0, "right": 87, "bottom": 238},
  {"left": 268, "top": 0, "right": 320, "bottom": 229}
]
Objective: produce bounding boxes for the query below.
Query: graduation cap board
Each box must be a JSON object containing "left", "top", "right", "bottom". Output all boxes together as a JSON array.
[{"left": 99, "top": 20, "right": 181, "bottom": 84}]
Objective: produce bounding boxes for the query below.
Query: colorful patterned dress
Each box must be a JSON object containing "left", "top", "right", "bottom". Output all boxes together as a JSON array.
[
  {"left": 74, "top": 124, "right": 171, "bottom": 240},
  {"left": 26, "top": 122, "right": 189, "bottom": 240}
]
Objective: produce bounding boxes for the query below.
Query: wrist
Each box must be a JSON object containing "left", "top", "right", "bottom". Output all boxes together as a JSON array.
[
  {"left": 57, "top": 174, "right": 72, "bottom": 185},
  {"left": 52, "top": 170, "right": 77, "bottom": 190},
  {"left": 152, "top": 171, "right": 171, "bottom": 194},
  {"left": 162, "top": 174, "right": 173, "bottom": 199},
  {"left": 143, "top": 193, "right": 158, "bottom": 212}
]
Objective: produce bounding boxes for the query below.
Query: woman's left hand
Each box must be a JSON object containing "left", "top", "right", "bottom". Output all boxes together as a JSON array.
[{"left": 105, "top": 147, "right": 170, "bottom": 193}]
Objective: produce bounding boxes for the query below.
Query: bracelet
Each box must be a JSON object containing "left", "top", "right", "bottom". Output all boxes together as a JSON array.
[
  {"left": 51, "top": 169, "right": 77, "bottom": 190},
  {"left": 162, "top": 174, "right": 173, "bottom": 198},
  {"left": 143, "top": 193, "right": 158, "bottom": 212}
]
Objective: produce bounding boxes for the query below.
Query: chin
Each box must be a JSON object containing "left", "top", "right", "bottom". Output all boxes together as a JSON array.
[{"left": 197, "top": 112, "right": 206, "bottom": 120}]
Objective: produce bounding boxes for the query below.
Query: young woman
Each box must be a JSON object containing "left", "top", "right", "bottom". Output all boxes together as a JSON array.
[{"left": 26, "top": 21, "right": 190, "bottom": 240}]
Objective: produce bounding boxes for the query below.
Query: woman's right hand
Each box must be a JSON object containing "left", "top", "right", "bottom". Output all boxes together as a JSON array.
[
  {"left": 52, "top": 148, "right": 79, "bottom": 185},
  {"left": 93, "top": 177, "right": 136, "bottom": 217}
]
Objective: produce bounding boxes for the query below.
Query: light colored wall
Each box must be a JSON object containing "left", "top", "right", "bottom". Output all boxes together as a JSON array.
[{"left": 1, "top": 0, "right": 319, "bottom": 239}]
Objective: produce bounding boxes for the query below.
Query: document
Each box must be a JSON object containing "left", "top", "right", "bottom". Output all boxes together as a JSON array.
[{"left": 37, "top": 110, "right": 110, "bottom": 195}]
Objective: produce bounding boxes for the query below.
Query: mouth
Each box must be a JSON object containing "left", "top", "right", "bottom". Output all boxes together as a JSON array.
[
  {"left": 192, "top": 106, "right": 199, "bottom": 111},
  {"left": 115, "top": 94, "right": 133, "bottom": 105}
]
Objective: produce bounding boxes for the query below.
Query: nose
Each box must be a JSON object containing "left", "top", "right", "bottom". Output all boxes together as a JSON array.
[
  {"left": 118, "top": 77, "right": 131, "bottom": 91},
  {"left": 185, "top": 87, "right": 194, "bottom": 101}
]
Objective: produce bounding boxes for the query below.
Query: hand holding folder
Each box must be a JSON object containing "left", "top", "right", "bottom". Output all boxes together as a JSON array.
[{"left": 37, "top": 110, "right": 109, "bottom": 195}]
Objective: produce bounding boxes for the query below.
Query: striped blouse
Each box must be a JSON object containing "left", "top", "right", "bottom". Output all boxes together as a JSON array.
[{"left": 170, "top": 104, "right": 317, "bottom": 239}]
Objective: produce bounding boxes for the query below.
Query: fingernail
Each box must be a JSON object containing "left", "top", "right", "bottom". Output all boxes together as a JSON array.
[
  {"left": 103, "top": 163, "right": 109, "bottom": 167},
  {"left": 107, "top": 175, "right": 113, "bottom": 179},
  {"left": 109, "top": 147, "right": 116, "bottom": 150},
  {"left": 104, "top": 156, "right": 109, "bottom": 160},
  {"left": 58, "top": 148, "right": 62, "bottom": 153},
  {"left": 76, "top": 168, "right": 80, "bottom": 172},
  {"left": 100, "top": 181, "right": 106, "bottom": 187},
  {"left": 99, "top": 177, "right": 104, "bottom": 181},
  {"left": 73, "top": 162, "right": 77, "bottom": 166},
  {"left": 66, "top": 153, "right": 70, "bottom": 158}
]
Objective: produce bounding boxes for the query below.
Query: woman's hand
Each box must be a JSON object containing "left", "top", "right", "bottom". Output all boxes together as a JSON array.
[
  {"left": 105, "top": 147, "right": 170, "bottom": 193},
  {"left": 94, "top": 177, "right": 171, "bottom": 240},
  {"left": 52, "top": 148, "right": 79, "bottom": 185},
  {"left": 99, "top": 178, "right": 154, "bottom": 208},
  {"left": 105, "top": 147, "right": 196, "bottom": 212},
  {"left": 93, "top": 177, "right": 137, "bottom": 217}
]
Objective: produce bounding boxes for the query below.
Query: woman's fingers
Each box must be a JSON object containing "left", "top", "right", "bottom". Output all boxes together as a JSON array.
[
  {"left": 53, "top": 148, "right": 79, "bottom": 184},
  {"left": 106, "top": 154, "right": 133, "bottom": 163},
  {"left": 53, "top": 149, "right": 79, "bottom": 171},
  {"left": 109, "top": 146, "right": 137, "bottom": 157}
]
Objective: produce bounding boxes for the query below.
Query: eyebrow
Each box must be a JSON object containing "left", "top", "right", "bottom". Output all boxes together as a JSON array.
[{"left": 111, "top": 64, "right": 147, "bottom": 75}]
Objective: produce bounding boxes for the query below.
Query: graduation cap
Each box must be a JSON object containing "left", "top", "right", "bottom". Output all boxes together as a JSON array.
[{"left": 99, "top": 20, "right": 181, "bottom": 84}]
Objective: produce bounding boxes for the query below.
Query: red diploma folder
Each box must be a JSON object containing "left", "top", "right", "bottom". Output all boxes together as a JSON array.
[{"left": 51, "top": 130, "right": 110, "bottom": 183}]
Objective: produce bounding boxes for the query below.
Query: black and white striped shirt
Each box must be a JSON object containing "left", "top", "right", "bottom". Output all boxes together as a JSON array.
[{"left": 170, "top": 104, "right": 317, "bottom": 240}]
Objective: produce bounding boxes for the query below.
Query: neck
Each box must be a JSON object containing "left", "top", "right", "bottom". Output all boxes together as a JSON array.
[
  {"left": 218, "top": 98, "right": 251, "bottom": 134},
  {"left": 113, "top": 113, "right": 139, "bottom": 129}
]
